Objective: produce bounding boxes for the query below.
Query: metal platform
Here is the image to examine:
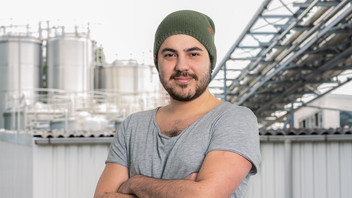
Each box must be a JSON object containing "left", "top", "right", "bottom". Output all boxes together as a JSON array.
[{"left": 210, "top": 0, "right": 352, "bottom": 128}]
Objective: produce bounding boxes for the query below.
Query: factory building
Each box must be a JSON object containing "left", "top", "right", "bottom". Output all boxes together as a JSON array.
[
  {"left": 1, "top": 0, "right": 352, "bottom": 198},
  {"left": 295, "top": 94, "right": 352, "bottom": 129},
  {"left": 0, "top": 21, "right": 167, "bottom": 198},
  {"left": 0, "top": 22, "right": 165, "bottom": 132}
]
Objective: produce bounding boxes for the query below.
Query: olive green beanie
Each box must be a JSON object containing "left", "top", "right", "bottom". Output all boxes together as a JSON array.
[{"left": 153, "top": 10, "right": 217, "bottom": 70}]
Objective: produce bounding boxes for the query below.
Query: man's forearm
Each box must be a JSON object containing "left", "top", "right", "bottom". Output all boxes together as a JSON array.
[
  {"left": 118, "top": 175, "right": 210, "bottom": 198},
  {"left": 96, "top": 192, "right": 138, "bottom": 198}
]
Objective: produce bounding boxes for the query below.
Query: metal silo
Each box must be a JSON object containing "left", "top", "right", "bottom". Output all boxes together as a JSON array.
[
  {"left": 94, "top": 59, "right": 157, "bottom": 93},
  {"left": 94, "top": 59, "right": 162, "bottom": 113},
  {"left": 0, "top": 34, "right": 42, "bottom": 129},
  {"left": 46, "top": 30, "right": 94, "bottom": 92}
]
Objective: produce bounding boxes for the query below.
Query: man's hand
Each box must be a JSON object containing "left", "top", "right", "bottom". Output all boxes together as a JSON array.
[
  {"left": 117, "top": 176, "right": 135, "bottom": 195},
  {"left": 184, "top": 173, "right": 198, "bottom": 181}
]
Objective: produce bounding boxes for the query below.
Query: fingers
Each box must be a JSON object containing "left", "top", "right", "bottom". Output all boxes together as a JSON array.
[{"left": 184, "top": 172, "right": 198, "bottom": 181}]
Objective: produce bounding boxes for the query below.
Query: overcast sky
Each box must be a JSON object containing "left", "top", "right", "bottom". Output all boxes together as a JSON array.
[
  {"left": 1, "top": 0, "right": 263, "bottom": 63},
  {"left": 1, "top": 0, "right": 351, "bottom": 94}
]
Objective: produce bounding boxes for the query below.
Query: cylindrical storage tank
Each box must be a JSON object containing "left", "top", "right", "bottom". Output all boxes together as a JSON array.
[
  {"left": 94, "top": 59, "right": 157, "bottom": 93},
  {"left": 3, "top": 111, "right": 25, "bottom": 130},
  {"left": 46, "top": 33, "right": 94, "bottom": 92},
  {"left": 0, "top": 36, "right": 42, "bottom": 129},
  {"left": 94, "top": 65, "right": 105, "bottom": 91},
  {"left": 94, "top": 60, "right": 161, "bottom": 113},
  {"left": 94, "top": 59, "right": 168, "bottom": 113}
]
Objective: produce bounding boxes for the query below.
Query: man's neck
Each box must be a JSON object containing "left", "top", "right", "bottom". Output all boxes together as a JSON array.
[
  {"left": 165, "top": 89, "right": 221, "bottom": 115},
  {"left": 156, "top": 89, "right": 222, "bottom": 137}
]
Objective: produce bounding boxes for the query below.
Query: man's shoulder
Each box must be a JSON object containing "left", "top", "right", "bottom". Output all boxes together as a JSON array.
[
  {"left": 120, "top": 108, "right": 157, "bottom": 132},
  {"left": 214, "top": 102, "right": 257, "bottom": 121},
  {"left": 126, "top": 108, "right": 157, "bottom": 121},
  {"left": 216, "top": 102, "right": 254, "bottom": 114}
]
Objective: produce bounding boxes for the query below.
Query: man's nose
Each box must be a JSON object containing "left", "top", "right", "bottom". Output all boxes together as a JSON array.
[{"left": 175, "top": 55, "right": 189, "bottom": 71}]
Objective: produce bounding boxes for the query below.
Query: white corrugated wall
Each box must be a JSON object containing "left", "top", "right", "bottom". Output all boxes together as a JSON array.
[
  {"left": 32, "top": 144, "right": 110, "bottom": 198},
  {"left": 1, "top": 133, "right": 352, "bottom": 198},
  {"left": 245, "top": 136, "right": 352, "bottom": 198},
  {"left": 0, "top": 134, "right": 111, "bottom": 198},
  {"left": 0, "top": 139, "right": 33, "bottom": 198}
]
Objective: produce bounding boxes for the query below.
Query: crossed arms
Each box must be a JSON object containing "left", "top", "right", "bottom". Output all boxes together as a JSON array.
[{"left": 94, "top": 150, "right": 252, "bottom": 198}]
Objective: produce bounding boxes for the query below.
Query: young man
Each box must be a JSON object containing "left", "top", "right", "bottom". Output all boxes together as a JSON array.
[{"left": 94, "top": 10, "right": 261, "bottom": 198}]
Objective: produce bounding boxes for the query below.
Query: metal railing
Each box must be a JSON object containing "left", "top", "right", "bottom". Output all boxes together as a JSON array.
[{"left": 4, "top": 88, "right": 169, "bottom": 130}]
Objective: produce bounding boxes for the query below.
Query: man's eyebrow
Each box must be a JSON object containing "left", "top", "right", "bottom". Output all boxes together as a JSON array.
[
  {"left": 160, "top": 48, "right": 177, "bottom": 53},
  {"left": 185, "top": 47, "right": 203, "bottom": 52}
]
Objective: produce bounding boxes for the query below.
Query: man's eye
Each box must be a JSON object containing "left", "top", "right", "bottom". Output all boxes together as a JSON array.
[
  {"left": 190, "top": 53, "right": 199, "bottom": 57},
  {"left": 164, "top": 53, "right": 175, "bottom": 57}
]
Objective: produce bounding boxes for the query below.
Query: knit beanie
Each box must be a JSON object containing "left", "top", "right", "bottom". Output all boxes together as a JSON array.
[{"left": 153, "top": 10, "right": 217, "bottom": 70}]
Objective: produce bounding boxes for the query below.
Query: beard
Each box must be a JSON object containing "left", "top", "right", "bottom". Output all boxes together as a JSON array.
[{"left": 159, "top": 67, "right": 211, "bottom": 102}]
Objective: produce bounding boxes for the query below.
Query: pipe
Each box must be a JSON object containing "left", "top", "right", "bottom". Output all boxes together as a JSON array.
[
  {"left": 32, "top": 134, "right": 352, "bottom": 145},
  {"left": 284, "top": 139, "right": 293, "bottom": 198},
  {"left": 260, "top": 134, "right": 352, "bottom": 142},
  {"left": 34, "top": 137, "right": 113, "bottom": 145}
]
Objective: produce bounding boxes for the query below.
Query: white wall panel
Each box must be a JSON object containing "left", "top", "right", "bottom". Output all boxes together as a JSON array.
[
  {"left": 0, "top": 133, "right": 110, "bottom": 198},
  {"left": 1, "top": 133, "right": 352, "bottom": 198},
  {"left": 245, "top": 142, "right": 286, "bottom": 198},
  {"left": 245, "top": 137, "right": 352, "bottom": 198},
  {"left": 340, "top": 143, "right": 352, "bottom": 198},
  {"left": 0, "top": 138, "right": 33, "bottom": 198},
  {"left": 313, "top": 143, "right": 327, "bottom": 198},
  {"left": 32, "top": 144, "right": 110, "bottom": 198}
]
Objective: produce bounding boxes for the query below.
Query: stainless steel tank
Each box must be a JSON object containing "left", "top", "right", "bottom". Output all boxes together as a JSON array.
[
  {"left": 47, "top": 33, "right": 94, "bottom": 92},
  {"left": 94, "top": 60, "right": 162, "bottom": 114},
  {"left": 3, "top": 111, "right": 25, "bottom": 130},
  {"left": 94, "top": 59, "right": 157, "bottom": 93},
  {"left": 0, "top": 36, "right": 42, "bottom": 129}
]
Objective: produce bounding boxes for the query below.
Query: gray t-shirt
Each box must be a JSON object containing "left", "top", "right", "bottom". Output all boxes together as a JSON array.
[{"left": 107, "top": 102, "right": 261, "bottom": 198}]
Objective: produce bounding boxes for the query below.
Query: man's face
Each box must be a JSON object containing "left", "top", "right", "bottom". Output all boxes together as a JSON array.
[{"left": 157, "top": 34, "right": 211, "bottom": 101}]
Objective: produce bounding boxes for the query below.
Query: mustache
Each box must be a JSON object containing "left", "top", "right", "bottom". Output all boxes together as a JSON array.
[{"left": 170, "top": 71, "right": 198, "bottom": 80}]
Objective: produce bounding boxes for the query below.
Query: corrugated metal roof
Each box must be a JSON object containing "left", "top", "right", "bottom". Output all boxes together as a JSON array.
[
  {"left": 259, "top": 128, "right": 352, "bottom": 135},
  {"left": 1, "top": 128, "right": 351, "bottom": 139},
  {"left": 0, "top": 129, "right": 115, "bottom": 138}
]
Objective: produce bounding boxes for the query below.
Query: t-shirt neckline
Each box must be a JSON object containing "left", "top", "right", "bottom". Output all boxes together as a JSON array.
[{"left": 152, "top": 101, "right": 228, "bottom": 139}]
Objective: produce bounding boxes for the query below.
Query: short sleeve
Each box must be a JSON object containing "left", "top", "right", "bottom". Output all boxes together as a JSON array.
[
  {"left": 207, "top": 105, "right": 261, "bottom": 175},
  {"left": 106, "top": 116, "right": 131, "bottom": 167}
]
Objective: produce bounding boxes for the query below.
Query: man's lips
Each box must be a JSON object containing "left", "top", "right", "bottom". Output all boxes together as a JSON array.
[
  {"left": 174, "top": 76, "right": 193, "bottom": 84},
  {"left": 170, "top": 71, "right": 198, "bottom": 84}
]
